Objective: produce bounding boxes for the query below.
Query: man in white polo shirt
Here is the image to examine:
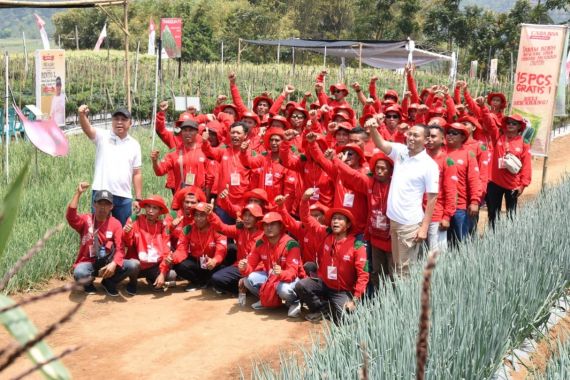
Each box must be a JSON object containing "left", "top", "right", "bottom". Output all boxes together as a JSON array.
[
  {"left": 368, "top": 115, "right": 439, "bottom": 276},
  {"left": 78, "top": 105, "right": 143, "bottom": 226}
]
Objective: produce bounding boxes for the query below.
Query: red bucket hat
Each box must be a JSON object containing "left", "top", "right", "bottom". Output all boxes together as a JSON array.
[
  {"left": 329, "top": 83, "right": 349, "bottom": 96},
  {"left": 243, "top": 189, "right": 269, "bottom": 205},
  {"left": 487, "top": 92, "right": 507, "bottom": 109},
  {"left": 172, "top": 186, "right": 207, "bottom": 210},
  {"left": 205, "top": 120, "right": 222, "bottom": 134},
  {"left": 140, "top": 195, "right": 169, "bottom": 215},
  {"left": 222, "top": 104, "right": 239, "bottom": 115},
  {"left": 325, "top": 208, "right": 355, "bottom": 228},
  {"left": 338, "top": 143, "right": 365, "bottom": 165},
  {"left": 369, "top": 152, "right": 394, "bottom": 170},
  {"left": 384, "top": 105, "right": 402, "bottom": 117},
  {"left": 458, "top": 115, "right": 481, "bottom": 131},
  {"left": 241, "top": 111, "right": 260, "bottom": 126},
  {"left": 384, "top": 89, "right": 399, "bottom": 102},
  {"left": 428, "top": 116, "right": 448, "bottom": 129},
  {"left": 268, "top": 115, "right": 291, "bottom": 130},
  {"left": 288, "top": 105, "right": 309, "bottom": 121},
  {"left": 503, "top": 114, "right": 526, "bottom": 132},
  {"left": 335, "top": 121, "right": 354, "bottom": 134},
  {"left": 263, "top": 127, "right": 285, "bottom": 150},
  {"left": 253, "top": 95, "right": 274, "bottom": 110}
]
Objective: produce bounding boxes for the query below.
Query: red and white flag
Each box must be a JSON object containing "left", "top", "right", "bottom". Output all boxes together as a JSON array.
[
  {"left": 148, "top": 18, "right": 156, "bottom": 55},
  {"left": 94, "top": 23, "right": 107, "bottom": 51},
  {"left": 34, "top": 14, "right": 50, "bottom": 50}
]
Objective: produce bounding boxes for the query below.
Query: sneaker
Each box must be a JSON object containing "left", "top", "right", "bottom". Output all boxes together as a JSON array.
[
  {"left": 101, "top": 279, "right": 119, "bottom": 297},
  {"left": 251, "top": 300, "right": 266, "bottom": 310},
  {"left": 213, "top": 287, "right": 225, "bottom": 295},
  {"left": 83, "top": 283, "right": 97, "bottom": 295},
  {"left": 126, "top": 282, "right": 137, "bottom": 296},
  {"left": 305, "top": 312, "right": 322, "bottom": 322},
  {"left": 287, "top": 303, "right": 302, "bottom": 318},
  {"left": 185, "top": 283, "right": 199, "bottom": 292}
]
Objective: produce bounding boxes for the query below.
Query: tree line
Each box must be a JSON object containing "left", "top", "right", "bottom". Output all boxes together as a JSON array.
[{"left": 50, "top": 0, "right": 569, "bottom": 76}]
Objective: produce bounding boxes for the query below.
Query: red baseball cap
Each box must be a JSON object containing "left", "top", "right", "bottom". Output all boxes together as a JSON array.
[
  {"left": 243, "top": 189, "right": 269, "bottom": 204},
  {"left": 447, "top": 122, "right": 470, "bottom": 138},
  {"left": 268, "top": 115, "right": 291, "bottom": 130},
  {"left": 172, "top": 186, "right": 207, "bottom": 210},
  {"left": 241, "top": 111, "right": 260, "bottom": 126},
  {"left": 384, "top": 89, "right": 399, "bottom": 102},
  {"left": 325, "top": 208, "right": 355, "bottom": 228},
  {"left": 262, "top": 212, "right": 283, "bottom": 224},
  {"left": 329, "top": 83, "right": 348, "bottom": 96},
  {"left": 338, "top": 143, "right": 365, "bottom": 165},
  {"left": 242, "top": 203, "right": 264, "bottom": 218},
  {"left": 253, "top": 95, "right": 274, "bottom": 110},
  {"left": 369, "top": 152, "right": 394, "bottom": 170}
]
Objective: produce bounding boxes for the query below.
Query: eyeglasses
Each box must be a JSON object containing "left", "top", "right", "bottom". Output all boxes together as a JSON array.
[
  {"left": 446, "top": 129, "right": 461, "bottom": 136},
  {"left": 290, "top": 114, "right": 306, "bottom": 119},
  {"left": 385, "top": 114, "right": 400, "bottom": 119}
]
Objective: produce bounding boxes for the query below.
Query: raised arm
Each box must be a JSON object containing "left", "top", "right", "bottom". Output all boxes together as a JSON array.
[
  {"left": 368, "top": 116, "right": 393, "bottom": 155},
  {"left": 78, "top": 105, "right": 96, "bottom": 140}
]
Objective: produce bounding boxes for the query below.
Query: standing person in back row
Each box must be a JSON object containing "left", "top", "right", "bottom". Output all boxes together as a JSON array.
[
  {"left": 78, "top": 105, "right": 143, "bottom": 226},
  {"left": 369, "top": 116, "right": 439, "bottom": 276}
]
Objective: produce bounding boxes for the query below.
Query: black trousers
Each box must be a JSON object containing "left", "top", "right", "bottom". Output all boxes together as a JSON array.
[
  {"left": 210, "top": 265, "right": 242, "bottom": 294},
  {"left": 173, "top": 257, "right": 219, "bottom": 286},
  {"left": 295, "top": 277, "right": 352, "bottom": 324},
  {"left": 486, "top": 181, "right": 518, "bottom": 229}
]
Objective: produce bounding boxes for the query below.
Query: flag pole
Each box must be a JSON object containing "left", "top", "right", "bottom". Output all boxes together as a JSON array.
[
  {"left": 4, "top": 51, "right": 10, "bottom": 182},
  {"left": 151, "top": 46, "right": 160, "bottom": 151}
]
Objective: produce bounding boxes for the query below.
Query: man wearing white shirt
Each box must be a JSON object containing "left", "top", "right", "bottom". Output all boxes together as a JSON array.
[
  {"left": 368, "top": 115, "right": 439, "bottom": 276},
  {"left": 50, "top": 77, "right": 66, "bottom": 126},
  {"left": 78, "top": 105, "right": 143, "bottom": 225}
]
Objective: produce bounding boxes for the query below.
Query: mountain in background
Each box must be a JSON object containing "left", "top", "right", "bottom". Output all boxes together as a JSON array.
[
  {"left": 0, "top": 8, "right": 61, "bottom": 39},
  {"left": 462, "top": 0, "right": 569, "bottom": 22}
]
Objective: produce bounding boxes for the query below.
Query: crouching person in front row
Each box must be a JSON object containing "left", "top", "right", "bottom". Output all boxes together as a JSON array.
[
  {"left": 66, "top": 182, "right": 136, "bottom": 296},
  {"left": 238, "top": 212, "right": 303, "bottom": 318},
  {"left": 158, "top": 201, "right": 227, "bottom": 292},
  {"left": 123, "top": 195, "right": 174, "bottom": 294},
  {"left": 295, "top": 188, "right": 369, "bottom": 323}
]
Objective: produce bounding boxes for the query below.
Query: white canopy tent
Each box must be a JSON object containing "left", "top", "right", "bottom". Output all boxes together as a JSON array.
[{"left": 242, "top": 38, "right": 453, "bottom": 70}]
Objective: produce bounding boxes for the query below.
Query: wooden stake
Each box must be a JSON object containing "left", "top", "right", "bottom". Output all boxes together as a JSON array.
[
  {"left": 75, "top": 25, "right": 79, "bottom": 50},
  {"left": 358, "top": 43, "right": 363, "bottom": 71},
  {"left": 541, "top": 156, "right": 549, "bottom": 191},
  {"left": 124, "top": 0, "right": 131, "bottom": 111},
  {"left": 238, "top": 38, "right": 242, "bottom": 66}
]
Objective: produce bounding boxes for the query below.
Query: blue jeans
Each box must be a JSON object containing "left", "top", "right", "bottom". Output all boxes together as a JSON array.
[
  {"left": 73, "top": 260, "right": 133, "bottom": 285},
  {"left": 214, "top": 205, "right": 236, "bottom": 225},
  {"left": 91, "top": 190, "right": 132, "bottom": 226},
  {"left": 244, "top": 271, "right": 299, "bottom": 304},
  {"left": 450, "top": 209, "right": 473, "bottom": 243}
]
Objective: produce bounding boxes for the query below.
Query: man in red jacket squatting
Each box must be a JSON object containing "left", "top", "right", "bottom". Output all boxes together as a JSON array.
[
  {"left": 66, "top": 182, "right": 136, "bottom": 296},
  {"left": 369, "top": 116, "right": 439, "bottom": 276},
  {"left": 295, "top": 188, "right": 369, "bottom": 323},
  {"left": 238, "top": 212, "right": 303, "bottom": 317}
]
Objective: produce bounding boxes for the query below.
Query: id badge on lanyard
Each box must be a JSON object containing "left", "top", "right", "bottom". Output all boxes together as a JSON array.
[
  {"left": 327, "top": 265, "right": 338, "bottom": 280},
  {"left": 310, "top": 187, "right": 320, "bottom": 201},
  {"left": 230, "top": 172, "right": 241, "bottom": 186},
  {"left": 185, "top": 173, "right": 196, "bottom": 186},
  {"left": 343, "top": 193, "right": 355, "bottom": 207},
  {"left": 265, "top": 173, "right": 273, "bottom": 186},
  {"left": 147, "top": 245, "right": 159, "bottom": 263}
]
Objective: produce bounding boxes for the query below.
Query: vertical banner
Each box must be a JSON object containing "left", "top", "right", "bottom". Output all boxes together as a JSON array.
[
  {"left": 148, "top": 18, "right": 156, "bottom": 55},
  {"left": 35, "top": 49, "right": 66, "bottom": 126},
  {"left": 554, "top": 32, "right": 569, "bottom": 116},
  {"left": 160, "top": 18, "right": 183, "bottom": 58},
  {"left": 469, "top": 60, "right": 478, "bottom": 79},
  {"left": 511, "top": 24, "right": 568, "bottom": 156},
  {"left": 94, "top": 23, "right": 107, "bottom": 52},
  {"left": 489, "top": 58, "right": 498, "bottom": 83},
  {"left": 34, "top": 14, "right": 50, "bottom": 50}
]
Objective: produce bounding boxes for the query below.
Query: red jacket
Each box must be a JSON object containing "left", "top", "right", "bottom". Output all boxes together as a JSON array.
[
  {"left": 239, "top": 150, "right": 294, "bottom": 211},
  {"left": 66, "top": 207, "right": 124, "bottom": 268},
  {"left": 446, "top": 147, "right": 482, "bottom": 210},
  {"left": 483, "top": 111, "right": 532, "bottom": 190},
  {"left": 464, "top": 138, "right": 491, "bottom": 199},
  {"left": 201, "top": 142, "right": 250, "bottom": 213},
  {"left": 279, "top": 140, "right": 334, "bottom": 207},
  {"left": 153, "top": 143, "right": 213, "bottom": 192},
  {"left": 307, "top": 141, "right": 368, "bottom": 235},
  {"left": 164, "top": 210, "right": 193, "bottom": 250},
  {"left": 240, "top": 233, "right": 302, "bottom": 283},
  {"left": 161, "top": 222, "right": 227, "bottom": 274},
  {"left": 300, "top": 199, "right": 369, "bottom": 298},
  {"left": 334, "top": 158, "right": 391, "bottom": 252},
  {"left": 428, "top": 150, "right": 458, "bottom": 222},
  {"left": 210, "top": 214, "right": 263, "bottom": 267},
  {"left": 276, "top": 203, "right": 324, "bottom": 263},
  {"left": 123, "top": 214, "right": 170, "bottom": 271}
]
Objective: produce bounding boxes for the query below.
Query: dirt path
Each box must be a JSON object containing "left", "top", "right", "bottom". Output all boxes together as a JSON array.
[{"left": 2, "top": 135, "right": 570, "bottom": 380}]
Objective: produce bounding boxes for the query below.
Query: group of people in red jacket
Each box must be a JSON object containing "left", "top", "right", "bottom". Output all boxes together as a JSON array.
[{"left": 67, "top": 65, "right": 532, "bottom": 323}]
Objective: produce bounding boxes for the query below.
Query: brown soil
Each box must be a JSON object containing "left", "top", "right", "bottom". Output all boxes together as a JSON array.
[
  {"left": 2, "top": 135, "right": 570, "bottom": 380},
  {"left": 511, "top": 315, "right": 570, "bottom": 380}
]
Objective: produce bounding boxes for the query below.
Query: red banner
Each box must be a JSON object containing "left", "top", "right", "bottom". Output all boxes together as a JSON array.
[{"left": 160, "top": 18, "right": 182, "bottom": 58}]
